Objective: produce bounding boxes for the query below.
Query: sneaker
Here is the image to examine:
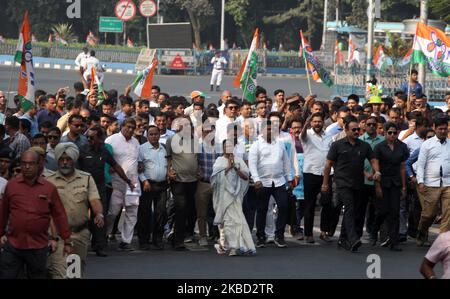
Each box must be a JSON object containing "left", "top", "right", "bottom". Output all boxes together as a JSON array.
[
  {"left": 229, "top": 249, "right": 238, "bottom": 256},
  {"left": 198, "top": 237, "right": 208, "bottom": 247},
  {"left": 184, "top": 235, "right": 194, "bottom": 243},
  {"left": 296, "top": 231, "right": 304, "bottom": 241},
  {"left": 210, "top": 85, "right": 214, "bottom": 92},
  {"left": 214, "top": 244, "right": 226, "bottom": 255},
  {"left": 256, "top": 238, "right": 266, "bottom": 248},
  {"left": 274, "top": 238, "right": 288, "bottom": 248},
  {"left": 118, "top": 242, "right": 134, "bottom": 252},
  {"left": 266, "top": 236, "right": 275, "bottom": 244}
]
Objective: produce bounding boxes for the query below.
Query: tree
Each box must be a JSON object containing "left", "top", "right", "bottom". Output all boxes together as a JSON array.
[
  {"left": 166, "top": 0, "right": 215, "bottom": 48},
  {"left": 262, "top": 0, "right": 323, "bottom": 49},
  {"left": 345, "top": 0, "right": 367, "bottom": 29},
  {"left": 430, "top": 0, "right": 450, "bottom": 22}
]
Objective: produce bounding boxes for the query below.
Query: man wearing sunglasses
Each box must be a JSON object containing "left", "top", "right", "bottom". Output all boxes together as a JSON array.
[
  {"left": 358, "top": 116, "right": 385, "bottom": 239},
  {"left": 60, "top": 114, "right": 88, "bottom": 153},
  {"left": 322, "top": 115, "right": 381, "bottom": 252},
  {"left": 215, "top": 99, "right": 239, "bottom": 151},
  {"left": 371, "top": 122, "right": 409, "bottom": 251}
]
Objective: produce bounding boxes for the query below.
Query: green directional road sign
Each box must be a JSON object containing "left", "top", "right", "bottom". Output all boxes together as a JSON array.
[{"left": 99, "top": 17, "right": 124, "bottom": 33}]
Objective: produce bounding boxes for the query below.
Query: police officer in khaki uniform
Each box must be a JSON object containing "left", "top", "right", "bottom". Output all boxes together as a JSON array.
[{"left": 46, "top": 142, "right": 104, "bottom": 279}]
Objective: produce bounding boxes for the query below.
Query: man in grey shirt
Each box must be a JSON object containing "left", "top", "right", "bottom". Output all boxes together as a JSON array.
[{"left": 166, "top": 117, "right": 199, "bottom": 250}]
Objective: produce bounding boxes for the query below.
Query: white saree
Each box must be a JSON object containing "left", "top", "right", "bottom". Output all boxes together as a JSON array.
[{"left": 211, "top": 156, "right": 256, "bottom": 255}]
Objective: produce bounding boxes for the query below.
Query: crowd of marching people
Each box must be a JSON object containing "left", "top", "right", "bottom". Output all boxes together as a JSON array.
[{"left": 0, "top": 67, "right": 449, "bottom": 278}]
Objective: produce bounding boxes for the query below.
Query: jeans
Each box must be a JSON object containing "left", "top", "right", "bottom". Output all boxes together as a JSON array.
[
  {"left": 255, "top": 184, "right": 288, "bottom": 240},
  {"left": 292, "top": 201, "right": 305, "bottom": 233},
  {"left": 0, "top": 242, "right": 48, "bottom": 279},
  {"left": 171, "top": 181, "right": 198, "bottom": 246}
]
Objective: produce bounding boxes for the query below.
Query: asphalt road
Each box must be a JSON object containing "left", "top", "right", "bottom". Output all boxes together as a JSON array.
[
  {"left": 85, "top": 229, "right": 441, "bottom": 279},
  {"left": 0, "top": 66, "right": 333, "bottom": 107}
]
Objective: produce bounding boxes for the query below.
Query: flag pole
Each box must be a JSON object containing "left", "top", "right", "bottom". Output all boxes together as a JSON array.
[
  {"left": 6, "top": 60, "right": 16, "bottom": 107},
  {"left": 300, "top": 31, "right": 313, "bottom": 95},
  {"left": 406, "top": 62, "right": 413, "bottom": 113}
]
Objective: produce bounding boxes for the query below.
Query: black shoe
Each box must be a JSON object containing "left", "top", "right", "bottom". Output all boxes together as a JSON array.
[
  {"left": 274, "top": 238, "right": 288, "bottom": 248},
  {"left": 210, "top": 85, "right": 214, "bottom": 91},
  {"left": 95, "top": 249, "right": 108, "bottom": 257},
  {"left": 350, "top": 240, "right": 362, "bottom": 252},
  {"left": 118, "top": 242, "right": 134, "bottom": 252},
  {"left": 369, "top": 234, "right": 378, "bottom": 246},
  {"left": 337, "top": 239, "right": 350, "bottom": 250},
  {"left": 390, "top": 245, "right": 402, "bottom": 251},
  {"left": 216, "top": 86, "right": 220, "bottom": 92},
  {"left": 138, "top": 243, "right": 151, "bottom": 251},
  {"left": 175, "top": 244, "right": 188, "bottom": 251},
  {"left": 398, "top": 235, "right": 407, "bottom": 243},
  {"left": 380, "top": 238, "right": 391, "bottom": 247},
  {"left": 256, "top": 238, "right": 266, "bottom": 248}
]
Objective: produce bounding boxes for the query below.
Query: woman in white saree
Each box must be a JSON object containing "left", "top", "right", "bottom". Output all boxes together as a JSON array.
[{"left": 211, "top": 140, "right": 256, "bottom": 256}]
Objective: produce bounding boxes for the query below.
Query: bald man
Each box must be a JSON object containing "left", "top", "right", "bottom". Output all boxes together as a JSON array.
[{"left": 217, "top": 90, "right": 232, "bottom": 118}]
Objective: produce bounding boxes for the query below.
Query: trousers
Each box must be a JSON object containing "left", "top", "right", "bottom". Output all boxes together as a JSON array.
[
  {"left": 210, "top": 69, "right": 224, "bottom": 86},
  {"left": 0, "top": 242, "right": 48, "bottom": 279},
  {"left": 255, "top": 185, "right": 288, "bottom": 240},
  {"left": 106, "top": 186, "right": 138, "bottom": 244}
]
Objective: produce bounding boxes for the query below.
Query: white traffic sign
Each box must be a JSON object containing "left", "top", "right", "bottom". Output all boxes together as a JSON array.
[
  {"left": 115, "top": 0, "right": 137, "bottom": 22},
  {"left": 139, "top": 0, "right": 157, "bottom": 17}
]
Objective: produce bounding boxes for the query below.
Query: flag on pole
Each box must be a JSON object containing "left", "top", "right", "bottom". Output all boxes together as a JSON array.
[
  {"left": 132, "top": 59, "right": 158, "bottom": 99},
  {"left": 300, "top": 30, "right": 333, "bottom": 87},
  {"left": 398, "top": 48, "right": 412, "bottom": 67},
  {"left": 15, "top": 11, "right": 36, "bottom": 112},
  {"left": 335, "top": 40, "right": 344, "bottom": 66},
  {"left": 233, "top": 28, "right": 259, "bottom": 103},
  {"left": 372, "top": 45, "right": 392, "bottom": 71},
  {"left": 90, "top": 67, "right": 104, "bottom": 94},
  {"left": 347, "top": 36, "right": 355, "bottom": 65},
  {"left": 86, "top": 31, "right": 97, "bottom": 46},
  {"left": 411, "top": 22, "right": 450, "bottom": 77}
]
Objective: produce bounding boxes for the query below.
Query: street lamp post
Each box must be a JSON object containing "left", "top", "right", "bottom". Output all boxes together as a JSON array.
[
  {"left": 366, "top": 0, "right": 374, "bottom": 82},
  {"left": 220, "top": 0, "right": 225, "bottom": 50}
]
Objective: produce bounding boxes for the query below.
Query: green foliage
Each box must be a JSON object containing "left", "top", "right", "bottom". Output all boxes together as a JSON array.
[
  {"left": 429, "top": 0, "right": 450, "bottom": 22},
  {"left": 52, "top": 23, "right": 78, "bottom": 44}
]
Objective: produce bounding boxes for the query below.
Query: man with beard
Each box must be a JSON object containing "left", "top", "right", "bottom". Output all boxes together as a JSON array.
[{"left": 46, "top": 143, "right": 104, "bottom": 278}]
